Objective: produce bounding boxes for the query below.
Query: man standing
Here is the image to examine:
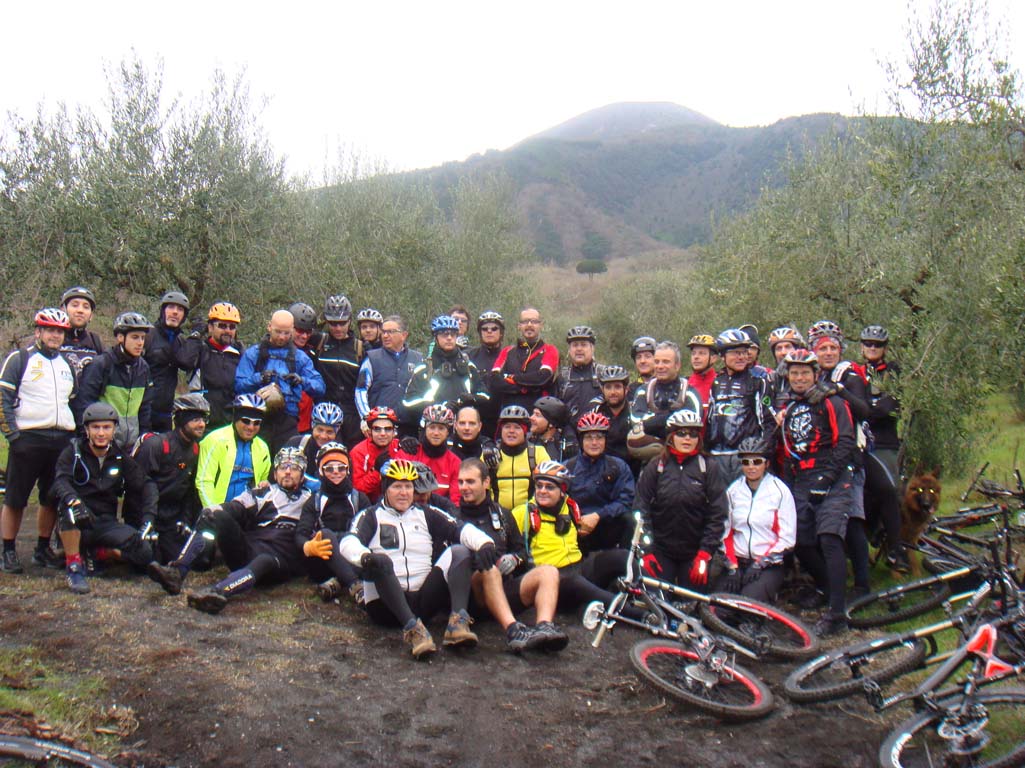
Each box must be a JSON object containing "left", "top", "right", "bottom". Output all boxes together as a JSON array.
[
  {"left": 558, "top": 326, "right": 603, "bottom": 424},
  {"left": 686, "top": 334, "right": 718, "bottom": 409},
  {"left": 315, "top": 295, "right": 364, "bottom": 448},
  {"left": 145, "top": 290, "right": 193, "bottom": 432},
  {"left": 0, "top": 309, "right": 77, "bottom": 573},
  {"left": 184, "top": 302, "right": 244, "bottom": 430},
  {"left": 629, "top": 336, "right": 657, "bottom": 400},
  {"left": 235, "top": 309, "right": 325, "bottom": 453},
  {"left": 469, "top": 311, "right": 505, "bottom": 436},
  {"left": 490, "top": 307, "right": 559, "bottom": 413},
  {"left": 355, "top": 315, "right": 423, "bottom": 419},
  {"left": 355, "top": 308, "right": 384, "bottom": 351},
  {"left": 59, "top": 286, "right": 104, "bottom": 376},
  {"left": 593, "top": 365, "right": 632, "bottom": 464}
]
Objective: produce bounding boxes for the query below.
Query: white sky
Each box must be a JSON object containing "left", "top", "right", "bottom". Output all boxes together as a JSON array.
[{"left": 4, "top": 0, "right": 1023, "bottom": 176}]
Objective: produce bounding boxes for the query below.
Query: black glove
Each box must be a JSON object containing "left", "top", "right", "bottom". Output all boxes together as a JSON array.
[
  {"left": 373, "top": 451, "right": 391, "bottom": 471},
  {"left": 281, "top": 372, "right": 303, "bottom": 387},
  {"left": 809, "top": 474, "right": 833, "bottom": 503},
  {"left": 67, "top": 499, "right": 94, "bottom": 529},
  {"left": 482, "top": 445, "right": 501, "bottom": 471},
  {"left": 360, "top": 552, "right": 392, "bottom": 578},
  {"left": 805, "top": 380, "right": 838, "bottom": 405},
  {"left": 721, "top": 568, "right": 742, "bottom": 593},
  {"left": 741, "top": 565, "right": 764, "bottom": 587},
  {"left": 398, "top": 436, "right": 420, "bottom": 455},
  {"left": 472, "top": 543, "right": 499, "bottom": 571},
  {"left": 260, "top": 370, "right": 276, "bottom": 384}
]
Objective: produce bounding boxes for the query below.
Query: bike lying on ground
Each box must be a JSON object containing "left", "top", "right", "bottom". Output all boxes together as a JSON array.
[{"left": 583, "top": 513, "right": 818, "bottom": 720}]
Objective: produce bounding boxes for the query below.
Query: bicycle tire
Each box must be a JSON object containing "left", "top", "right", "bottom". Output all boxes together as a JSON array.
[
  {"left": 697, "top": 593, "right": 821, "bottom": 660},
  {"left": 847, "top": 579, "right": 953, "bottom": 629},
  {"left": 878, "top": 689, "right": 1025, "bottom": 768},
  {"left": 783, "top": 636, "right": 928, "bottom": 703},
  {"left": 629, "top": 638, "right": 775, "bottom": 721},
  {"left": 0, "top": 735, "right": 118, "bottom": 768}
]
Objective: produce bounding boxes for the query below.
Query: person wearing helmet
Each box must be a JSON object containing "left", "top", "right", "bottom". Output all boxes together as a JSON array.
[
  {"left": 355, "top": 308, "right": 384, "bottom": 350},
  {"left": 59, "top": 286, "right": 104, "bottom": 376},
  {"left": 490, "top": 307, "right": 559, "bottom": 414},
  {"left": 130, "top": 393, "right": 211, "bottom": 563},
  {"left": 494, "top": 405, "right": 551, "bottom": 511},
  {"left": 557, "top": 326, "right": 604, "bottom": 425},
  {"left": 739, "top": 324, "right": 770, "bottom": 379},
  {"left": 284, "top": 401, "right": 344, "bottom": 481},
  {"left": 181, "top": 302, "right": 244, "bottom": 429},
  {"left": 629, "top": 336, "right": 657, "bottom": 399},
  {"left": 565, "top": 412, "right": 635, "bottom": 553},
  {"left": 350, "top": 406, "right": 402, "bottom": 503},
  {"left": 142, "top": 290, "right": 193, "bottom": 432},
  {"left": 312, "top": 295, "right": 365, "bottom": 447},
  {"left": 780, "top": 347, "right": 857, "bottom": 636},
  {"left": 686, "top": 334, "right": 719, "bottom": 408},
  {"left": 295, "top": 442, "right": 371, "bottom": 606},
  {"left": 409, "top": 462, "right": 457, "bottom": 514},
  {"left": 593, "top": 365, "right": 632, "bottom": 464},
  {"left": 469, "top": 311, "right": 505, "bottom": 436},
  {"left": 765, "top": 326, "right": 806, "bottom": 413},
  {"left": 339, "top": 458, "right": 499, "bottom": 659},
  {"left": 635, "top": 409, "right": 728, "bottom": 592},
  {"left": 400, "top": 315, "right": 486, "bottom": 436},
  {"left": 455, "top": 457, "right": 567, "bottom": 653},
  {"left": 705, "top": 329, "right": 776, "bottom": 484},
  {"left": 716, "top": 437, "right": 796, "bottom": 603},
  {"left": 394, "top": 405, "right": 463, "bottom": 504},
  {"left": 529, "top": 395, "right": 577, "bottom": 462},
  {"left": 286, "top": 302, "right": 322, "bottom": 435},
  {"left": 150, "top": 446, "right": 314, "bottom": 614},
  {"left": 1, "top": 309, "right": 77, "bottom": 574},
  {"left": 354, "top": 315, "right": 424, "bottom": 421},
  {"left": 235, "top": 309, "right": 325, "bottom": 453},
  {"left": 52, "top": 402, "right": 159, "bottom": 595},
  {"left": 629, "top": 341, "right": 702, "bottom": 463},
  {"left": 74, "top": 312, "right": 155, "bottom": 447},
  {"left": 195, "top": 395, "right": 272, "bottom": 509}
]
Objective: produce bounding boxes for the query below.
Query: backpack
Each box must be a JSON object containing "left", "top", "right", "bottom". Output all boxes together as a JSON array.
[{"left": 255, "top": 341, "right": 297, "bottom": 375}]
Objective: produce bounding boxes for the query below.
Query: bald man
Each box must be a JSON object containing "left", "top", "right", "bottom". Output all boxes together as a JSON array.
[{"left": 235, "top": 309, "right": 325, "bottom": 452}]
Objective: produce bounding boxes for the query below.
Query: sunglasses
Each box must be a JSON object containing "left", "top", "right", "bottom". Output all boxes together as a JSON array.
[
  {"left": 213, "top": 322, "right": 237, "bottom": 330},
  {"left": 741, "top": 457, "right": 766, "bottom": 466},
  {"left": 277, "top": 462, "right": 303, "bottom": 471},
  {"left": 371, "top": 425, "right": 395, "bottom": 433},
  {"left": 480, "top": 325, "right": 501, "bottom": 333},
  {"left": 674, "top": 428, "right": 702, "bottom": 438},
  {"left": 322, "top": 462, "right": 349, "bottom": 474},
  {"left": 327, "top": 320, "right": 349, "bottom": 327},
  {"left": 238, "top": 417, "right": 263, "bottom": 426},
  {"left": 535, "top": 480, "right": 561, "bottom": 491},
  {"left": 861, "top": 341, "right": 886, "bottom": 348}
]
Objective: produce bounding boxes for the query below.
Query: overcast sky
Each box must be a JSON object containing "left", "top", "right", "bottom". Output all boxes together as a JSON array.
[{"left": 5, "top": 1, "right": 1023, "bottom": 176}]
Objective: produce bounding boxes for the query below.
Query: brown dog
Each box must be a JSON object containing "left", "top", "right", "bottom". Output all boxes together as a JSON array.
[{"left": 900, "top": 467, "right": 942, "bottom": 573}]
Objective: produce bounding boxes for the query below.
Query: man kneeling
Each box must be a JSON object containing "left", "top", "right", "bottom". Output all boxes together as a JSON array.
[{"left": 339, "top": 459, "right": 498, "bottom": 659}]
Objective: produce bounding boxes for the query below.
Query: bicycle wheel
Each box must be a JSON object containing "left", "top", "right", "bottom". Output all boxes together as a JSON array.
[
  {"left": 879, "top": 689, "right": 1025, "bottom": 768},
  {"left": 784, "top": 636, "right": 928, "bottom": 703},
  {"left": 847, "top": 579, "right": 953, "bottom": 629},
  {"left": 697, "top": 593, "right": 821, "bottom": 660},
  {"left": 629, "top": 639, "right": 774, "bottom": 721}
]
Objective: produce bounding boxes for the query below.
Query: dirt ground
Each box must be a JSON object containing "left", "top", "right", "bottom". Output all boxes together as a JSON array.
[{"left": 0, "top": 517, "right": 893, "bottom": 768}]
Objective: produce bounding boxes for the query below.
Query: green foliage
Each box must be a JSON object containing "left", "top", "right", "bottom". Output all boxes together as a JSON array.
[
  {"left": 580, "top": 231, "right": 611, "bottom": 260},
  {"left": 575, "top": 258, "right": 608, "bottom": 281}
]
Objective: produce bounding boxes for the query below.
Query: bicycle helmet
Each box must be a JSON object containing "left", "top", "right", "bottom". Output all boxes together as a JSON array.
[
  {"left": 687, "top": 334, "right": 716, "bottom": 349},
  {"left": 665, "top": 409, "right": 703, "bottom": 433},
  {"left": 533, "top": 396, "right": 570, "bottom": 429},
  {"left": 477, "top": 310, "right": 505, "bottom": 332},
  {"left": 860, "top": 325, "right": 889, "bottom": 344},
  {"left": 160, "top": 290, "right": 190, "bottom": 313},
  {"left": 598, "top": 365, "right": 630, "bottom": 384},
  {"left": 172, "top": 393, "right": 211, "bottom": 417},
  {"left": 566, "top": 325, "right": 596, "bottom": 344},
  {"left": 316, "top": 441, "right": 349, "bottom": 468},
  {"left": 208, "top": 302, "right": 241, "bottom": 324},
  {"left": 807, "top": 320, "right": 844, "bottom": 350},
  {"left": 274, "top": 446, "right": 307, "bottom": 472},
  {"left": 311, "top": 402, "right": 344, "bottom": 427},
  {"left": 232, "top": 393, "right": 268, "bottom": 414},
  {"left": 289, "top": 302, "right": 317, "bottom": 332},
  {"left": 739, "top": 324, "right": 760, "bottom": 348},
  {"left": 767, "top": 326, "right": 805, "bottom": 350},
  {"left": 782, "top": 348, "right": 819, "bottom": 369},
  {"left": 380, "top": 458, "right": 419, "bottom": 491},
  {"left": 35, "top": 308, "right": 71, "bottom": 330},
  {"left": 631, "top": 336, "right": 656, "bottom": 359},
  {"left": 113, "top": 312, "right": 153, "bottom": 335},
  {"left": 323, "top": 295, "right": 352, "bottom": 323},
  {"left": 533, "top": 460, "right": 572, "bottom": 491},
  {"left": 356, "top": 307, "right": 383, "bottom": 325},
  {"left": 430, "top": 315, "right": 461, "bottom": 334},
  {"left": 498, "top": 405, "right": 531, "bottom": 423},
  {"left": 737, "top": 436, "right": 769, "bottom": 456},
  {"left": 411, "top": 462, "right": 440, "bottom": 494},
  {"left": 576, "top": 411, "right": 610, "bottom": 433},
  {"left": 61, "top": 286, "right": 96, "bottom": 309},
  {"left": 82, "top": 402, "right": 119, "bottom": 424},
  {"left": 366, "top": 406, "right": 398, "bottom": 425},
  {"left": 421, "top": 404, "right": 456, "bottom": 429},
  {"left": 715, "top": 328, "right": 751, "bottom": 353}
]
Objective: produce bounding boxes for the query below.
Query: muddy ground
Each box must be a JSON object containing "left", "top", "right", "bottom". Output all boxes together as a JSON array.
[{"left": 0, "top": 517, "right": 895, "bottom": 768}]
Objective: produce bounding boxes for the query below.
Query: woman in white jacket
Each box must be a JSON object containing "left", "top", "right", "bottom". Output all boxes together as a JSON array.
[{"left": 717, "top": 437, "right": 796, "bottom": 603}]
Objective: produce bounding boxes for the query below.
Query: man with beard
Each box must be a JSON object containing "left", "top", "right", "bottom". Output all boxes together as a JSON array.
[
  {"left": 592, "top": 365, "right": 631, "bottom": 464},
  {"left": 59, "top": 286, "right": 104, "bottom": 376},
  {"left": 184, "top": 302, "right": 245, "bottom": 429},
  {"left": 557, "top": 326, "right": 604, "bottom": 424},
  {"left": 145, "top": 290, "right": 193, "bottom": 432},
  {"left": 529, "top": 396, "right": 577, "bottom": 462},
  {"left": 490, "top": 307, "right": 559, "bottom": 412},
  {"left": 196, "top": 395, "right": 272, "bottom": 508}
]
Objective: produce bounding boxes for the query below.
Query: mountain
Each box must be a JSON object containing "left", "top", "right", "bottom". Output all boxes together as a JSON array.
[{"left": 406, "top": 103, "right": 853, "bottom": 263}]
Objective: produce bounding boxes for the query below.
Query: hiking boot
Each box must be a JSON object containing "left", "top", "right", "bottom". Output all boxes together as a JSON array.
[
  {"left": 348, "top": 581, "right": 365, "bottom": 607},
  {"left": 533, "top": 621, "right": 569, "bottom": 652},
  {"left": 886, "top": 547, "right": 911, "bottom": 575},
  {"left": 443, "top": 610, "right": 478, "bottom": 648},
  {"left": 65, "top": 561, "right": 90, "bottom": 594},
  {"left": 1, "top": 549, "right": 24, "bottom": 574},
  {"left": 187, "top": 588, "right": 228, "bottom": 615},
  {"left": 315, "top": 577, "right": 342, "bottom": 602},
  {"left": 813, "top": 613, "right": 849, "bottom": 638},
  {"left": 32, "top": 546, "right": 64, "bottom": 570},
  {"left": 402, "top": 619, "right": 437, "bottom": 660},
  {"left": 506, "top": 621, "right": 543, "bottom": 652},
  {"left": 798, "top": 589, "right": 828, "bottom": 610},
  {"left": 148, "top": 562, "right": 184, "bottom": 595}
]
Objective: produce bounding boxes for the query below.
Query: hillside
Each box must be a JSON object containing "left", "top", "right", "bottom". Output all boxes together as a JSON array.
[{"left": 405, "top": 104, "right": 853, "bottom": 263}]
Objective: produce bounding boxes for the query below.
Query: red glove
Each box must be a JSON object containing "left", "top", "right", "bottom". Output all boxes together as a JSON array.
[
  {"left": 641, "top": 553, "right": 662, "bottom": 578},
  {"left": 689, "top": 551, "right": 712, "bottom": 587}
]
